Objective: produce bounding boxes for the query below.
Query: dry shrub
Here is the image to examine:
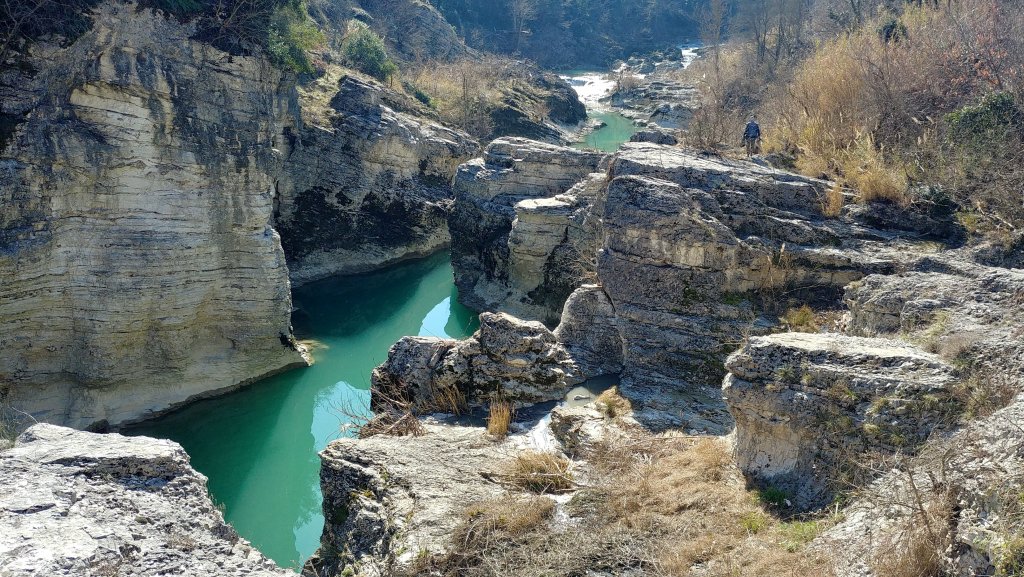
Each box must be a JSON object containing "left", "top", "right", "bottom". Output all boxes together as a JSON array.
[
  {"left": 870, "top": 489, "right": 955, "bottom": 577},
  {"left": 457, "top": 495, "right": 555, "bottom": 546},
  {"left": 615, "top": 72, "right": 642, "bottom": 92},
  {"left": 358, "top": 410, "right": 425, "bottom": 439},
  {"left": 486, "top": 399, "right": 513, "bottom": 438},
  {"left": 951, "top": 368, "right": 1018, "bottom": 420},
  {"left": 595, "top": 386, "right": 632, "bottom": 418},
  {"left": 781, "top": 305, "right": 818, "bottom": 333},
  {"left": 503, "top": 451, "right": 575, "bottom": 494},
  {"left": 425, "top": 382, "right": 467, "bottom": 415}
]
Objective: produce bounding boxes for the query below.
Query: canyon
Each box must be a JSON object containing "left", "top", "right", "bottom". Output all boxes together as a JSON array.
[{"left": 1, "top": 1, "right": 1022, "bottom": 576}]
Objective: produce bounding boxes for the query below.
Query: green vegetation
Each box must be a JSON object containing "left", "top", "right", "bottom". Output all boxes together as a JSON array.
[
  {"left": 266, "top": 2, "right": 324, "bottom": 74},
  {"left": 427, "top": 0, "right": 695, "bottom": 68},
  {"left": 1, "top": 0, "right": 324, "bottom": 74},
  {"left": 757, "top": 486, "right": 790, "bottom": 508},
  {"left": 341, "top": 23, "right": 398, "bottom": 82}
]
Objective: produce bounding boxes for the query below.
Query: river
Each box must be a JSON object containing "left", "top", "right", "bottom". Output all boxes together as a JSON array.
[
  {"left": 563, "top": 43, "right": 701, "bottom": 152},
  {"left": 128, "top": 252, "right": 478, "bottom": 570}
]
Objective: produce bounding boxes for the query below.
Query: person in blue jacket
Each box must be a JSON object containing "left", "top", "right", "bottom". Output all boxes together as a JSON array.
[{"left": 743, "top": 116, "right": 761, "bottom": 156}]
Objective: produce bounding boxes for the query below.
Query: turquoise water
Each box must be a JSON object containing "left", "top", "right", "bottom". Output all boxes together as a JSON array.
[
  {"left": 128, "top": 253, "right": 478, "bottom": 570},
  {"left": 574, "top": 110, "right": 639, "bottom": 152}
]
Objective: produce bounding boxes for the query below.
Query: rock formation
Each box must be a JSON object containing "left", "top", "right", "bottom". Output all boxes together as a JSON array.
[
  {"left": 724, "top": 332, "right": 959, "bottom": 509},
  {"left": 371, "top": 312, "right": 581, "bottom": 410},
  {"left": 304, "top": 423, "right": 512, "bottom": 577},
  {"left": 451, "top": 140, "right": 928, "bottom": 430},
  {"left": 0, "top": 424, "right": 291, "bottom": 577},
  {"left": 277, "top": 73, "right": 478, "bottom": 284},
  {"left": 450, "top": 138, "right": 605, "bottom": 322},
  {"left": 0, "top": 3, "right": 308, "bottom": 430}
]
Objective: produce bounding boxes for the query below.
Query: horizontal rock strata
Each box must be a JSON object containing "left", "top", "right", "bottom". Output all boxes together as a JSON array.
[
  {"left": 0, "top": 3, "right": 307, "bottom": 429},
  {"left": 278, "top": 73, "right": 478, "bottom": 285},
  {"left": 724, "top": 332, "right": 958, "bottom": 509}
]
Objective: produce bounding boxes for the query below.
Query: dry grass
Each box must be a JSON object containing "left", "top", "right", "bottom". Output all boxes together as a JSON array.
[
  {"left": 843, "top": 136, "right": 910, "bottom": 206},
  {"left": 781, "top": 305, "right": 818, "bottom": 333},
  {"left": 456, "top": 495, "right": 556, "bottom": 549},
  {"left": 503, "top": 451, "right": 575, "bottom": 494},
  {"left": 869, "top": 489, "right": 955, "bottom": 577},
  {"left": 821, "top": 184, "right": 846, "bottom": 217},
  {"left": 424, "top": 382, "right": 467, "bottom": 416},
  {"left": 595, "top": 386, "right": 632, "bottom": 419},
  {"left": 416, "top": 435, "right": 837, "bottom": 577},
  {"left": 486, "top": 399, "right": 513, "bottom": 438}
]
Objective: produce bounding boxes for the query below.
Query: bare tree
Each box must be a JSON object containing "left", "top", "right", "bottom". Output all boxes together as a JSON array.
[{"left": 509, "top": 0, "right": 537, "bottom": 54}]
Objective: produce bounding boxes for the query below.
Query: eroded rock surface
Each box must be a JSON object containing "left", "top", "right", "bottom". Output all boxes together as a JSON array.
[
  {"left": 450, "top": 138, "right": 605, "bottom": 320},
  {"left": 372, "top": 312, "right": 581, "bottom": 409},
  {"left": 305, "top": 423, "right": 510, "bottom": 577},
  {"left": 724, "top": 332, "right": 958, "bottom": 509},
  {"left": 278, "top": 73, "right": 478, "bottom": 284},
  {"left": 0, "top": 424, "right": 290, "bottom": 577},
  {"left": 0, "top": 3, "right": 308, "bottom": 429}
]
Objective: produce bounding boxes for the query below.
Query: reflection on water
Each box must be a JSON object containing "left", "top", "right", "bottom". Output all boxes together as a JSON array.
[{"left": 128, "top": 252, "right": 478, "bottom": 570}]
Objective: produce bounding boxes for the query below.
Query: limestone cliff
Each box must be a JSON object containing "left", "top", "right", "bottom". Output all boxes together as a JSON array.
[
  {"left": 278, "top": 72, "right": 478, "bottom": 284},
  {"left": 450, "top": 140, "right": 925, "bottom": 430},
  {"left": 0, "top": 3, "right": 308, "bottom": 430},
  {"left": 0, "top": 424, "right": 292, "bottom": 576},
  {"left": 450, "top": 138, "right": 605, "bottom": 323}
]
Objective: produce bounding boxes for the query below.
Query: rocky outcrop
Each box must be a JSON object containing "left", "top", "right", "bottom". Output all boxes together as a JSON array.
[
  {"left": 817, "top": 396, "right": 1024, "bottom": 577},
  {"left": 553, "top": 285, "right": 624, "bottom": 377},
  {"left": 0, "top": 424, "right": 291, "bottom": 577},
  {"left": 278, "top": 72, "right": 478, "bottom": 284},
  {"left": 450, "top": 138, "right": 605, "bottom": 321},
  {"left": 305, "top": 423, "right": 511, "bottom": 577},
  {"left": 371, "top": 312, "right": 581, "bottom": 409},
  {"left": 629, "top": 128, "right": 679, "bottom": 145},
  {"left": 451, "top": 140, "right": 937, "bottom": 431},
  {"left": 0, "top": 3, "right": 308, "bottom": 430},
  {"left": 723, "top": 332, "right": 959, "bottom": 510}
]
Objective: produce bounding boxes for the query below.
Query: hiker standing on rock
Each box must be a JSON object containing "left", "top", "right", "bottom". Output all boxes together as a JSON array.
[{"left": 743, "top": 116, "right": 761, "bottom": 156}]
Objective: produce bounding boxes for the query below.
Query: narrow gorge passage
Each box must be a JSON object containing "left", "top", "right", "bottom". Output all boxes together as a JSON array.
[{"left": 128, "top": 253, "right": 478, "bottom": 569}]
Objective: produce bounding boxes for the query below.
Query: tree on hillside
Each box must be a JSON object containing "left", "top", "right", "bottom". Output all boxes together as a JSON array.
[
  {"left": 342, "top": 23, "right": 398, "bottom": 82},
  {"left": 509, "top": 0, "right": 537, "bottom": 53}
]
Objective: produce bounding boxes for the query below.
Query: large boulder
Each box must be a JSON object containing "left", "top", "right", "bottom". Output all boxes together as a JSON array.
[
  {"left": 371, "top": 312, "right": 582, "bottom": 410},
  {"left": 723, "top": 332, "right": 959, "bottom": 510},
  {"left": 0, "top": 424, "right": 291, "bottom": 577},
  {"left": 553, "top": 284, "right": 624, "bottom": 378}
]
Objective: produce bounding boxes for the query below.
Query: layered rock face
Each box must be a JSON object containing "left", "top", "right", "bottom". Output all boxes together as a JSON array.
[
  {"left": 305, "top": 423, "right": 510, "bottom": 577},
  {"left": 450, "top": 140, "right": 929, "bottom": 430},
  {"left": 450, "top": 138, "right": 605, "bottom": 321},
  {"left": 278, "top": 73, "right": 478, "bottom": 284},
  {"left": 0, "top": 3, "right": 307, "bottom": 429},
  {"left": 0, "top": 424, "right": 291, "bottom": 577},
  {"left": 371, "top": 311, "right": 581, "bottom": 409},
  {"left": 724, "top": 333, "right": 958, "bottom": 509}
]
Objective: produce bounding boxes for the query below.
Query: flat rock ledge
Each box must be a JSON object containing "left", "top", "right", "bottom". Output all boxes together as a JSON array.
[
  {"left": 724, "top": 332, "right": 958, "bottom": 510},
  {"left": 304, "top": 424, "right": 512, "bottom": 577},
  {"left": 0, "top": 424, "right": 290, "bottom": 577}
]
